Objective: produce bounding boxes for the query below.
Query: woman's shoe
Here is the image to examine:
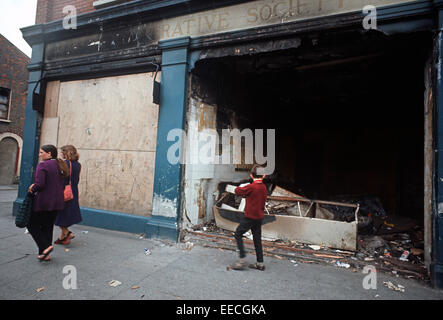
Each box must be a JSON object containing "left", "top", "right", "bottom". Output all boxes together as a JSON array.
[
  {"left": 67, "top": 231, "right": 75, "bottom": 240},
  {"left": 38, "top": 246, "right": 53, "bottom": 261},
  {"left": 54, "top": 236, "right": 67, "bottom": 245},
  {"left": 62, "top": 237, "right": 71, "bottom": 245}
]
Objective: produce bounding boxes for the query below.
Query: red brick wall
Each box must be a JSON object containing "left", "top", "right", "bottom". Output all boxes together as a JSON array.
[
  {"left": 0, "top": 34, "right": 30, "bottom": 139},
  {"left": 36, "top": 0, "right": 94, "bottom": 24},
  {"left": 36, "top": 0, "right": 133, "bottom": 24}
]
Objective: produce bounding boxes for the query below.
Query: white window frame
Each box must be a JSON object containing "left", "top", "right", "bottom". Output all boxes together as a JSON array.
[
  {"left": 0, "top": 87, "right": 11, "bottom": 123},
  {"left": 93, "top": 0, "right": 128, "bottom": 9}
]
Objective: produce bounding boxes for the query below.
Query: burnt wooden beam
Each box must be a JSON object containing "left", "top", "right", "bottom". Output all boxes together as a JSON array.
[{"left": 294, "top": 53, "right": 384, "bottom": 71}]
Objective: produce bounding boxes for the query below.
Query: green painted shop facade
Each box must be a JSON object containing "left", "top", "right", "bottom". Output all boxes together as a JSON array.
[{"left": 13, "top": 0, "right": 443, "bottom": 288}]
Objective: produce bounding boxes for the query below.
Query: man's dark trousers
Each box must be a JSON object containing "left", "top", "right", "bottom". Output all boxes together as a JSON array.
[{"left": 234, "top": 216, "right": 264, "bottom": 263}]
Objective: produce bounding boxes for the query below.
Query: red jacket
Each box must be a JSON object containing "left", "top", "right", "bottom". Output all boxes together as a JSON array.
[{"left": 235, "top": 180, "right": 268, "bottom": 220}]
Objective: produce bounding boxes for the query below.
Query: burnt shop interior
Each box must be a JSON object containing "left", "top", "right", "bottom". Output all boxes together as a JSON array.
[{"left": 190, "top": 29, "right": 431, "bottom": 234}]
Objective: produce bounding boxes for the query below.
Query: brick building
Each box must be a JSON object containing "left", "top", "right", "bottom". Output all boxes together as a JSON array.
[
  {"left": 0, "top": 34, "right": 29, "bottom": 185},
  {"left": 35, "top": 0, "right": 131, "bottom": 24},
  {"left": 16, "top": 0, "right": 443, "bottom": 288}
]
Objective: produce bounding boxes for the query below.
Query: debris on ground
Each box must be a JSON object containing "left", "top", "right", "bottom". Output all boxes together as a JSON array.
[
  {"left": 359, "top": 235, "right": 386, "bottom": 253},
  {"left": 189, "top": 185, "right": 428, "bottom": 283},
  {"left": 399, "top": 251, "right": 410, "bottom": 262},
  {"left": 183, "top": 241, "right": 194, "bottom": 251},
  {"left": 335, "top": 261, "right": 351, "bottom": 269},
  {"left": 109, "top": 280, "right": 122, "bottom": 287},
  {"left": 36, "top": 287, "right": 45, "bottom": 293},
  {"left": 191, "top": 221, "right": 219, "bottom": 233},
  {"left": 384, "top": 281, "right": 405, "bottom": 292},
  {"left": 144, "top": 248, "right": 151, "bottom": 256},
  {"left": 131, "top": 285, "right": 140, "bottom": 290},
  {"left": 187, "top": 215, "right": 428, "bottom": 283}
]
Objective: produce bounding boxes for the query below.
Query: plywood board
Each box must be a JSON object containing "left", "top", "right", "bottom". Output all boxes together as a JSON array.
[
  {"left": 43, "top": 81, "right": 60, "bottom": 118},
  {"left": 55, "top": 72, "right": 159, "bottom": 216},
  {"left": 78, "top": 149, "right": 155, "bottom": 216},
  {"left": 57, "top": 73, "right": 159, "bottom": 151},
  {"left": 40, "top": 117, "right": 59, "bottom": 147},
  {"left": 40, "top": 81, "right": 61, "bottom": 148}
]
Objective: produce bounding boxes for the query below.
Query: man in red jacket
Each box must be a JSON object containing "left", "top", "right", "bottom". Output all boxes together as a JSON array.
[{"left": 231, "top": 165, "right": 268, "bottom": 271}]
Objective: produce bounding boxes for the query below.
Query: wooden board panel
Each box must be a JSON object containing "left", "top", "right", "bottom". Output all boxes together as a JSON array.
[
  {"left": 40, "top": 117, "right": 59, "bottom": 147},
  {"left": 44, "top": 81, "right": 60, "bottom": 118},
  {"left": 78, "top": 149, "right": 155, "bottom": 216},
  {"left": 57, "top": 73, "right": 159, "bottom": 151},
  {"left": 55, "top": 72, "right": 159, "bottom": 216},
  {"left": 40, "top": 81, "right": 61, "bottom": 148}
]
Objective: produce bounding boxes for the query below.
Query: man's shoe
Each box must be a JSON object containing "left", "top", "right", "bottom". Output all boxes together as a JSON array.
[
  {"left": 231, "top": 258, "right": 248, "bottom": 270},
  {"left": 249, "top": 262, "right": 265, "bottom": 271}
]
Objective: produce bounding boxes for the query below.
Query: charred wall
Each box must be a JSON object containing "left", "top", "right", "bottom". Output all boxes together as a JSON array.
[{"left": 191, "top": 30, "right": 432, "bottom": 221}]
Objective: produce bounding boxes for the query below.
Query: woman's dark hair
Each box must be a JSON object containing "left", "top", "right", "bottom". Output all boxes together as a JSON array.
[
  {"left": 41, "top": 144, "right": 58, "bottom": 159},
  {"left": 41, "top": 144, "right": 70, "bottom": 178}
]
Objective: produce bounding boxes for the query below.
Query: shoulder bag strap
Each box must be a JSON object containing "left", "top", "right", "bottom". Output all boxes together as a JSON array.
[{"left": 69, "top": 160, "right": 72, "bottom": 185}]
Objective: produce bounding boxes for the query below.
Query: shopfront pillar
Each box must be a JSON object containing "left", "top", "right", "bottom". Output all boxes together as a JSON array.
[
  {"left": 432, "top": 0, "right": 443, "bottom": 289},
  {"left": 146, "top": 37, "right": 190, "bottom": 241},
  {"left": 12, "top": 42, "right": 45, "bottom": 216}
]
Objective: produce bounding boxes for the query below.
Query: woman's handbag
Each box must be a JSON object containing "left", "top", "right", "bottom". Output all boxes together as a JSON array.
[
  {"left": 15, "top": 192, "right": 33, "bottom": 228},
  {"left": 64, "top": 160, "right": 73, "bottom": 202}
]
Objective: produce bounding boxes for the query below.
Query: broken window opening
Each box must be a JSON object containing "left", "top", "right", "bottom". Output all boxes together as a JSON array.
[
  {"left": 0, "top": 87, "right": 11, "bottom": 120},
  {"left": 188, "top": 30, "right": 432, "bottom": 269},
  {"left": 186, "top": 28, "right": 432, "bottom": 276}
]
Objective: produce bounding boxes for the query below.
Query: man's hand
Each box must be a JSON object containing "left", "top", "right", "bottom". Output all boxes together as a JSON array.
[
  {"left": 225, "top": 185, "right": 237, "bottom": 194},
  {"left": 28, "top": 184, "right": 34, "bottom": 193}
]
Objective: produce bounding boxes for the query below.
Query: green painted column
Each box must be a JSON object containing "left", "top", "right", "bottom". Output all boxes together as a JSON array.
[
  {"left": 13, "top": 42, "right": 45, "bottom": 216},
  {"left": 146, "top": 37, "right": 191, "bottom": 241}
]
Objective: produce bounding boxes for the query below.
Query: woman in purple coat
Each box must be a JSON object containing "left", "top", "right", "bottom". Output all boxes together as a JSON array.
[
  {"left": 28, "top": 145, "right": 69, "bottom": 261},
  {"left": 54, "top": 145, "right": 82, "bottom": 245}
]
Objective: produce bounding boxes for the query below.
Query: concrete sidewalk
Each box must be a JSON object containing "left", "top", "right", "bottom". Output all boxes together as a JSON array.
[{"left": 1, "top": 187, "right": 443, "bottom": 300}]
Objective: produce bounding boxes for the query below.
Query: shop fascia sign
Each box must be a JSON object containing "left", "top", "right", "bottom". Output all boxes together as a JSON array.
[
  {"left": 58, "top": 0, "right": 414, "bottom": 47},
  {"left": 157, "top": 0, "right": 416, "bottom": 40}
]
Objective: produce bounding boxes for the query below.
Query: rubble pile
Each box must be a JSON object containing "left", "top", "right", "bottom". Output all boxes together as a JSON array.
[
  {"left": 187, "top": 222, "right": 428, "bottom": 283},
  {"left": 192, "top": 184, "right": 428, "bottom": 283},
  {"left": 194, "top": 191, "right": 427, "bottom": 283},
  {"left": 321, "top": 195, "right": 387, "bottom": 221}
]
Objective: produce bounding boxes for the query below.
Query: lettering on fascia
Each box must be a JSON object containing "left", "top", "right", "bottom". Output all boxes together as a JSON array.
[
  {"left": 161, "top": 12, "right": 230, "bottom": 39},
  {"left": 157, "top": 0, "right": 413, "bottom": 40}
]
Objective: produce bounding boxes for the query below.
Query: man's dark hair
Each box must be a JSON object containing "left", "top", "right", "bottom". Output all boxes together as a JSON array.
[{"left": 250, "top": 164, "right": 265, "bottom": 179}]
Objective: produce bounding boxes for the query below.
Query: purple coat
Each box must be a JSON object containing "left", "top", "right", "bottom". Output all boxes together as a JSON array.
[{"left": 31, "top": 159, "right": 65, "bottom": 212}]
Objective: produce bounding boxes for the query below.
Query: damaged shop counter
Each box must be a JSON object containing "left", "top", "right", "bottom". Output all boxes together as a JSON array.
[{"left": 213, "top": 186, "right": 360, "bottom": 252}]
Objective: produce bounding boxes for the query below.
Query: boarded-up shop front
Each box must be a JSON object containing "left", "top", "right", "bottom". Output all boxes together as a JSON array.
[
  {"left": 15, "top": 0, "right": 443, "bottom": 288},
  {"left": 39, "top": 74, "right": 159, "bottom": 217}
]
